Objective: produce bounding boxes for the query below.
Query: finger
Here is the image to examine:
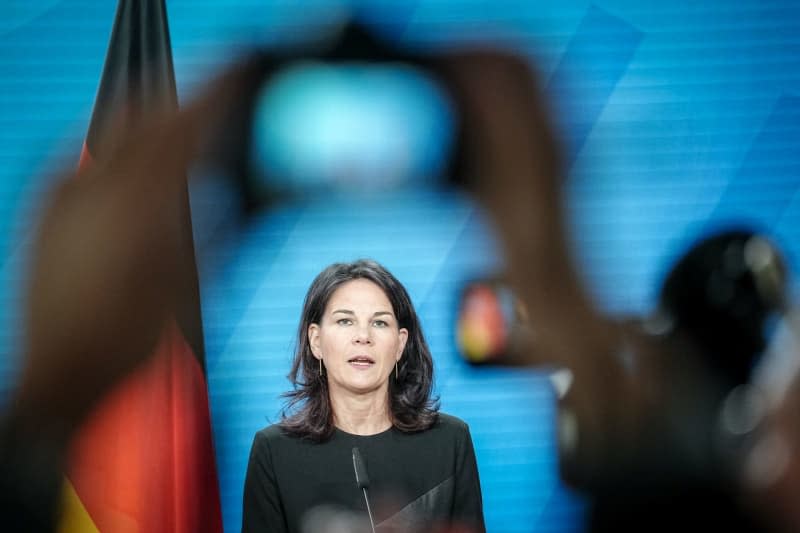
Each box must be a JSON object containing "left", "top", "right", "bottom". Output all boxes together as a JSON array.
[
  {"left": 441, "top": 51, "right": 618, "bottom": 362},
  {"left": 85, "top": 54, "right": 267, "bottom": 191}
]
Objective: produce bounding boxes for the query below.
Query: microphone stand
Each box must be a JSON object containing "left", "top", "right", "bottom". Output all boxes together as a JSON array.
[{"left": 352, "top": 447, "right": 377, "bottom": 533}]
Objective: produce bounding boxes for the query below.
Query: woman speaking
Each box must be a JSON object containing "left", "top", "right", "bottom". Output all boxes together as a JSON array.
[{"left": 242, "top": 259, "right": 485, "bottom": 533}]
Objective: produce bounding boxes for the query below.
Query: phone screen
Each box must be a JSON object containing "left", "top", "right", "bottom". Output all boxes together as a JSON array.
[
  {"left": 457, "top": 280, "right": 528, "bottom": 364},
  {"left": 247, "top": 61, "right": 456, "bottom": 199}
]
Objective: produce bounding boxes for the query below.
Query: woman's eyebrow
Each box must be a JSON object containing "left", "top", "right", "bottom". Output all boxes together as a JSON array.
[{"left": 330, "top": 309, "right": 394, "bottom": 318}]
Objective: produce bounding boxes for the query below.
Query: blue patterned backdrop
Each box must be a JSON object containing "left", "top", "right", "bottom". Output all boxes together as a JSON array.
[{"left": 2, "top": 2, "right": 799, "bottom": 532}]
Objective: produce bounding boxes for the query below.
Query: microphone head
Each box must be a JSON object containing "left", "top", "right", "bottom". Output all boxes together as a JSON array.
[{"left": 351, "top": 447, "right": 370, "bottom": 489}]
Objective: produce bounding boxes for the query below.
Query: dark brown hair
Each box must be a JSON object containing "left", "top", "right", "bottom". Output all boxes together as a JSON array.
[{"left": 280, "top": 259, "right": 439, "bottom": 441}]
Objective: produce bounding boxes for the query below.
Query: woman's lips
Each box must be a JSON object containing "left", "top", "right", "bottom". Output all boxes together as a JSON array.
[{"left": 348, "top": 356, "right": 375, "bottom": 368}]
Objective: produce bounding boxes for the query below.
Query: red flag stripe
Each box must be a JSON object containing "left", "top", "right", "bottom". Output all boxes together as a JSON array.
[{"left": 67, "top": 323, "right": 222, "bottom": 532}]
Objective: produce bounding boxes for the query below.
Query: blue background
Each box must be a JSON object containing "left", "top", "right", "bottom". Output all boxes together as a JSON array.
[{"left": 2, "top": 2, "right": 799, "bottom": 532}]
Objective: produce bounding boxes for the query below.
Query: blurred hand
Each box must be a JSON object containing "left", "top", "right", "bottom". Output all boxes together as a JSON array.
[
  {"left": 441, "top": 51, "right": 786, "bottom": 521},
  {"left": 440, "top": 50, "right": 638, "bottom": 471},
  {"left": 743, "top": 340, "right": 800, "bottom": 531},
  {"left": 13, "top": 58, "right": 257, "bottom": 438}
]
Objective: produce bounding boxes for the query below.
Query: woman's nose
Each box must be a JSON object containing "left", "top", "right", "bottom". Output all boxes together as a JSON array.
[{"left": 353, "top": 326, "right": 372, "bottom": 344}]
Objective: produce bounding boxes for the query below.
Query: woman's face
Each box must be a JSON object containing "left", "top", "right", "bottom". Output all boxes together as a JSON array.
[{"left": 308, "top": 278, "right": 408, "bottom": 400}]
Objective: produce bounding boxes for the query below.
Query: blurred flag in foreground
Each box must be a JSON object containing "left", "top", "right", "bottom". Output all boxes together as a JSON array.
[{"left": 59, "top": 1, "right": 222, "bottom": 531}]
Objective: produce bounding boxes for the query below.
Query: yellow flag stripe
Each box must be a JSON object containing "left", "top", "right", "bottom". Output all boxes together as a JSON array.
[{"left": 58, "top": 478, "right": 100, "bottom": 533}]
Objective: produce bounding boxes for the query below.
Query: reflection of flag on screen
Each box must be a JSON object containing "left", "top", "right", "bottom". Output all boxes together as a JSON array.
[
  {"left": 457, "top": 284, "right": 509, "bottom": 363},
  {"left": 59, "top": 1, "right": 223, "bottom": 532}
]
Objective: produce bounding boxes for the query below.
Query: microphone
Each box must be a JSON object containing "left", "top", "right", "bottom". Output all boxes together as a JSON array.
[{"left": 352, "top": 447, "right": 376, "bottom": 533}]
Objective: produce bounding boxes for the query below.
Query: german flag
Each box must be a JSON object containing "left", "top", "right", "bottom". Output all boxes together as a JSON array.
[{"left": 59, "top": 1, "right": 223, "bottom": 531}]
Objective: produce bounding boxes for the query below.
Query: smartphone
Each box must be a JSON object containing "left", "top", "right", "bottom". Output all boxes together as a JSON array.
[{"left": 206, "top": 23, "right": 462, "bottom": 213}]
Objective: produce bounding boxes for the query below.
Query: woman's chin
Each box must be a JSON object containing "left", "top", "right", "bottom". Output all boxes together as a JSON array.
[{"left": 334, "top": 378, "right": 390, "bottom": 397}]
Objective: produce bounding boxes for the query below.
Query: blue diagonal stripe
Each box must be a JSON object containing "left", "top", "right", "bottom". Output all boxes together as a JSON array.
[
  {"left": 546, "top": 5, "right": 643, "bottom": 167},
  {"left": 710, "top": 94, "right": 800, "bottom": 228}
]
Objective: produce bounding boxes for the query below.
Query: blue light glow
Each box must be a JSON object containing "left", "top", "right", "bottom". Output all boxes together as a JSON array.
[{"left": 250, "top": 61, "right": 455, "bottom": 195}]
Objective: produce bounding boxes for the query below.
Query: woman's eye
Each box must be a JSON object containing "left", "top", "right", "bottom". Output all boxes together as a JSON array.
[
  {"left": 373, "top": 320, "right": 388, "bottom": 328},
  {"left": 337, "top": 318, "right": 353, "bottom": 326}
]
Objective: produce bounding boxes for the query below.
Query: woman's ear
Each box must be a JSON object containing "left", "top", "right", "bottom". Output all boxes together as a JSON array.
[
  {"left": 396, "top": 328, "right": 409, "bottom": 360},
  {"left": 308, "top": 323, "right": 321, "bottom": 358}
]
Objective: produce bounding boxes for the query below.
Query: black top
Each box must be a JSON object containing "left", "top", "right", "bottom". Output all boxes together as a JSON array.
[{"left": 242, "top": 413, "right": 485, "bottom": 532}]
